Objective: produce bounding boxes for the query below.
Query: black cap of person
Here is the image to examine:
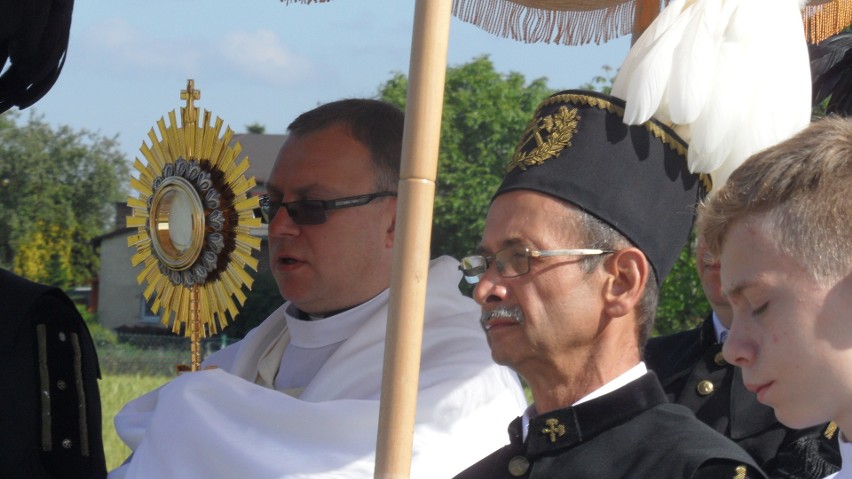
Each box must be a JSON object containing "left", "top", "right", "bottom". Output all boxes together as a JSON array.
[{"left": 494, "top": 89, "right": 708, "bottom": 285}]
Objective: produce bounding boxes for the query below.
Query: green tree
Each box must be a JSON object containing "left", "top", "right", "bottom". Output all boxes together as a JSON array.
[
  {"left": 245, "top": 122, "right": 266, "bottom": 134},
  {"left": 578, "top": 64, "right": 616, "bottom": 94},
  {"left": 0, "top": 111, "right": 130, "bottom": 287},
  {"left": 379, "top": 55, "right": 553, "bottom": 261},
  {"left": 221, "top": 270, "right": 282, "bottom": 339},
  {"left": 654, "top": 234, "right": 709, "bottom": 336}
]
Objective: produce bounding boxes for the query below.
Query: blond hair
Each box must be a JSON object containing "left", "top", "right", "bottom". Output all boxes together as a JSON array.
[{"left": 697, "top": 116, "right": 852, "bottom": 281}]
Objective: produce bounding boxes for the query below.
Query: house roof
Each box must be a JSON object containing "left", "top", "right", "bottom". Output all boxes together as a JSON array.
[
  {"left": 92, "top": 226, "right": 134, "bottom": 247},
  {"left": 231, "top": 133, "right": 287, "bottom": 185}
]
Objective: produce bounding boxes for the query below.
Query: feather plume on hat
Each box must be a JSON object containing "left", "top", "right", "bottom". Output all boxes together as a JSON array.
[{"left": 610, "top": 0, "right": 813, "bottom": 191}]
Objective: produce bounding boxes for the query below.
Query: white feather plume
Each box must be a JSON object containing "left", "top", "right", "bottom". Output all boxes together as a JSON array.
[{"left": 611, "top": 0, "right": 812, "bottom": 191}]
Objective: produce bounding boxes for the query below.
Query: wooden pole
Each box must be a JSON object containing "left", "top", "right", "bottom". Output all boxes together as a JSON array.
[
  {"left": 374, "top": 1, "right": 452, "bottom": 478},
  {"left": 632, "top": 0, "right": 661, "bottom": 44}
]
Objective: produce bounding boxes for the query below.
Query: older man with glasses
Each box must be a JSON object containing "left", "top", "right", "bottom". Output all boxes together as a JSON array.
[
  {"left": 453, "top": 90, "right": 765, "bottom": 479},
  {"left": 109, "top": 99, "right": 526, "bottom": 479}
]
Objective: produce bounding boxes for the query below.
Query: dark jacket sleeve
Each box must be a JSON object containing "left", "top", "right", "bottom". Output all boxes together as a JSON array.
[{"left": 0, "top": 269, "right": 107, "bottom": 479}]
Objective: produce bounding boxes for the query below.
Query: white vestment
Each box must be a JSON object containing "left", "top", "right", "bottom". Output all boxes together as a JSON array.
[{"left": 109, "top": 256, "right": 527, "bottom": 479}]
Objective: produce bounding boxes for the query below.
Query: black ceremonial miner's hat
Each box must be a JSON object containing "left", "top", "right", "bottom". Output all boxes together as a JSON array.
[{"left": 494, "top": 90, "right": 709, "bottom": 285}]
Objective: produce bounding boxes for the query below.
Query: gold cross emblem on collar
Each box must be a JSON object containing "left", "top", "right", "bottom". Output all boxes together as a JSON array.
[{"left": 541, "top": 418, "right": 566, "bottom": 443}]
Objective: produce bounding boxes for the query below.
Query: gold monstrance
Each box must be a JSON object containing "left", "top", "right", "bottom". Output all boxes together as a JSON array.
[{"left": 126, "top": 80, "right": 262, "bottom": 371}]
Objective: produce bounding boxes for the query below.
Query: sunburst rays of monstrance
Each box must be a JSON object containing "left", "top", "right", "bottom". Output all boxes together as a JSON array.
[{"left": 126, "top": 80, "right": 262, "bottom": 372}]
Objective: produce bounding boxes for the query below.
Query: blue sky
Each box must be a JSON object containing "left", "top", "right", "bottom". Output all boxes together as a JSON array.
[{"left": 27, "top": 0, "right": 631, "bottom": 164}]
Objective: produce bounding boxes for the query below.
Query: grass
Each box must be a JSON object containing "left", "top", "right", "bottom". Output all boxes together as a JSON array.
[
  {"left": 94, "top": 335, "right": 227, "bottom": 471},
  {"left": 99, "top": 373, "right": 172, "bottom": 471}
]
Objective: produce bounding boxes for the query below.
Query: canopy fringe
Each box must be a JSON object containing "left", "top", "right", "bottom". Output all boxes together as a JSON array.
[
  {"left": 279, "top": 0, "right": 332, "bottom": 4},
  {"left": 279, "top": 0, "right": 849, "bottom": 47},
  {"left": 804, "top": 0, "right": 852, "bottom": 44},
  {"left": 452, "top": 0, "right": 637, "bottom": 45}
]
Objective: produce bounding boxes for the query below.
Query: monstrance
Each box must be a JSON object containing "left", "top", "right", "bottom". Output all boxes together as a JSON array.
[{"left": 126, "top": 80, "right": 262, "bottom": 371}]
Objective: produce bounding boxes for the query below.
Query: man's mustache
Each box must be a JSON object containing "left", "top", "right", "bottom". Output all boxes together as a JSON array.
[{"left": 480, "top": 306, "right": 524, "bottom": 331}]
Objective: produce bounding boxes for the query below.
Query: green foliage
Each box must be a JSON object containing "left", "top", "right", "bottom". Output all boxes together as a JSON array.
[
  {"left": 14, "top": 221, "right": 73, "bottom": 283},
  {"left": 578, "top": 65, "right": 616, "bottom": 94},
  {"left": 379, "top": 55, "right": 553, "bottom": 260},
  {"left": 220, "top": 270, "right": 283, "bottom": 338},
  {"left": 245, "top": 122, "right": 266, "bottom": 134},
  {"left": 77, "top": 305, "right": 119, "bottom": 346},
  {"left": 0, "top": 111, "right": 130, "bottom": 287},
  {"left": 654, "top": 234, "right": 709, "bottom": 336}
]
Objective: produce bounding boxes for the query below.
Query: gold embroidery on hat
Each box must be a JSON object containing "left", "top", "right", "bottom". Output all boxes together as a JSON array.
[
  {"left": 645, "top": 121, "right": 687, "bottom": 157},
  {"left": 541, "top": 93, "right": 624, "bottom": 118},
  {"left": 699, "top": 173, "right": 713, "bottom": 192},
  {"left": 520, "top": 93, "right": 699, "bottom": 187},
  {"left": 508, "top": 106, "right": 580, "bottom": 172},
  {"left": 733, "top": 465, "right": 747, "bottom": 479},
  {"left": 541, "top": 418, "right": 566, "bottom": 443}
]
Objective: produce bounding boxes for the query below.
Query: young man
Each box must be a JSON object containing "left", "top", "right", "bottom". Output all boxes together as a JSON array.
[
  {"left": 698, "top": 115, "right": 852, "bottom": 479},
  {"left": 109, "top": 99, "right": 526, "bottom": 478},
  {"left": 645, "top": 237, "right": 840, "bottom": 478},
  {"left": 454, "top": 90, "right": 764, "bottom": 478}
]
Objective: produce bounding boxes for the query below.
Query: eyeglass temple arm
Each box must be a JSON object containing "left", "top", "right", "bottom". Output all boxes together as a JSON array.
[{"left": 532, "top": 249, "right": 613, "bottom": 258}]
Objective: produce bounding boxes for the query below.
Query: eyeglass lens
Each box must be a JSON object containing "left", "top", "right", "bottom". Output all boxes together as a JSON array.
[
  {"left": 495, "top": 247, "right": 527, "bottom": 277},
  {"left": 460, "top": 246, "right": 529, "bottom": 283},
  {"left": 262, "top": 200, "right": 326, "bottom": 225},
  {"left": 285, "top": 202, "right": 326, "bottom": 225}
]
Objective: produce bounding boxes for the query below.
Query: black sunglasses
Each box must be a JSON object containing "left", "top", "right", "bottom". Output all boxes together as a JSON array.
[{"left": 258, "top": 191, "right": 396, "bottom": 225}]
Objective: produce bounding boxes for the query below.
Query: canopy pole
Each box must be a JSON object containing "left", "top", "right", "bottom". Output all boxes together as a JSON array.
[
  {"left": 374, "top": 1, "right": 452, "bottom": 478},
  {"left": 632, "top": 0, "right": 661, "bottom": 44}
]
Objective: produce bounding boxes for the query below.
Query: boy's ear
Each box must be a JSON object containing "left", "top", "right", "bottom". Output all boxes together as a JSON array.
[{"left": 601, "top": 247, "right": 649, "bottom": 318}]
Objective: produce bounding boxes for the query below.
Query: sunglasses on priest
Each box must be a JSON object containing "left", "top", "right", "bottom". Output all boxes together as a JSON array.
[{"left": 258, "top": 192, "right": 397, "bottom": 225}]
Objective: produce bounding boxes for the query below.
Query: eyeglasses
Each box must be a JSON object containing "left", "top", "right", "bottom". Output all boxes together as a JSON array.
[
  {"left": 459, "top": 245, "right": 614, "bottom": 284},
  {"left": 259, "top": 191, "right": 396, "bottom": 225}
]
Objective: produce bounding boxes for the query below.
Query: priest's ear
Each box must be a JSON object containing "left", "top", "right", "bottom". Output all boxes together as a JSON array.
[
  {"left": 383, "top": 196, "right": 397, "bottom": 249},
  {"left": 601, "top": 247, "right": 648, "bottom": 319}
]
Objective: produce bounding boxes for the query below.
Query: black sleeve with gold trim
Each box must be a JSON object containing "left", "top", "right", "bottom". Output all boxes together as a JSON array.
[{"left": 0, "top": 269, "right": 107, "bottom": 479}]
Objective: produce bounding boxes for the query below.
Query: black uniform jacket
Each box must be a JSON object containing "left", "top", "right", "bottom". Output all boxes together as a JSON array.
[
  {"left": 453, "top": 372, "right": 766, "bottom": 479},
  {"left": 645, "top": 316, "right": 840, "bottom": 478},
  {"left": 0, "top": 269, "right": 107, "bottom": 479}
]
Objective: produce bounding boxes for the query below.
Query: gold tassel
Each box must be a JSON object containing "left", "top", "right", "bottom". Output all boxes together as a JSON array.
[{"left": 804, "top": 0, "right": 852, "bottom": 44}]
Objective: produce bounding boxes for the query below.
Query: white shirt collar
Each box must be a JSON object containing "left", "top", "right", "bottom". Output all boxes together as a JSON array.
[
  {"left": 284, "top": 290, "right": 389, "bottom": 348},
  {"left": 712, "top": 311, "right": 729, "bottom": 343}
]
